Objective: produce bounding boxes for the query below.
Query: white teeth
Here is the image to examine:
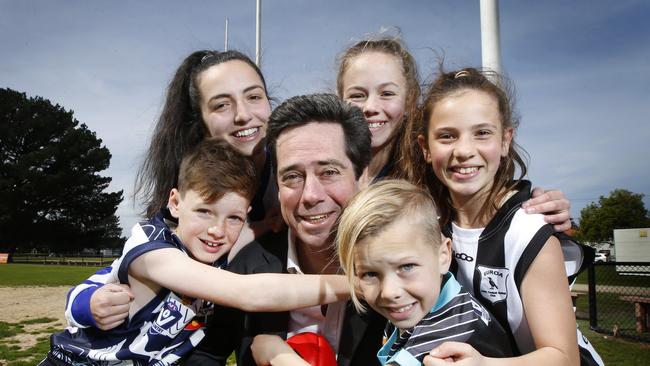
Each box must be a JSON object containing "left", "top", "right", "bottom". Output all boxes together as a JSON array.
[
  {"left": 368, "top": 121, "right": 386, "bottom": 129},
  {"left": 455, "top": 167, "right": 478, "bottom": 174},
  {"left": 304, "top": 214, "right": 328, "bottom": 221},
  {"left": 202, "top": 240, "right": 223, "bottom": 247},
  {"left": 234, "top": 127, "right": 258, "bottom": 137},
  {"left": 390, "top": 304, "right": 413, "bottom": 313}
]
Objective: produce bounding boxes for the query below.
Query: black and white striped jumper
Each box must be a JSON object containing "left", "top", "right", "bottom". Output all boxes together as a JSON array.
[
  {"left": 446, "top": 180, "right": 604, "bottom": 366},
  {"left": 377, "top": 273, "right": 513, "bottom": 365}
]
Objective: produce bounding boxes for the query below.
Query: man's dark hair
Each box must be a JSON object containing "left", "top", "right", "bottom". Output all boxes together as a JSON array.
[{"left": 266, "top": 93, "right": 371, "bottom": 179}]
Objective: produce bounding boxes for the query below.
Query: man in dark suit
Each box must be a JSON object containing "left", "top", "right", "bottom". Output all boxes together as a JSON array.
[{"left": 185, "top": 93, "right": 385, "bottom": 366}]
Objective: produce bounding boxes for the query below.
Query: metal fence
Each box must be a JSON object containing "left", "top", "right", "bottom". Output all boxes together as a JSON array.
[
  {"left": 9, "top": 252, "right": 117, "bottom": 266},
  {"left": 584, "top": 262, "right": 650, "bottom": 343}
]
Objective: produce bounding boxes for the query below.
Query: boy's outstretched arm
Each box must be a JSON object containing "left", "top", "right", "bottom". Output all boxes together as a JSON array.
[
  {"left": 129, "top": 249, "right": 350, "bottom": 312},
  {"left": 523, "top": 188, "right": 571, "bottom": 232}
]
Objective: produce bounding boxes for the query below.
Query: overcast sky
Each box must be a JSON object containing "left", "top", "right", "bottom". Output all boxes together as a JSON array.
[{"left": 2, "top": 0, "right": 649, "bottom": 234}]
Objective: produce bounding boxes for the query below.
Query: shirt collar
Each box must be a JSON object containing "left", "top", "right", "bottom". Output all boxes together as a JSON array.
[{"left": 286, "top": 228, "right": 303, "bottom": 274}]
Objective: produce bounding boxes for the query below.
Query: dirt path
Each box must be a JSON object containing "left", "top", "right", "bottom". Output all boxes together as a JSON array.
[
  {"left": 0, "top": 286, "right": 70, "bottom": 324},
  {"left": 0, "top": 286, "right": 70, "bottom": 361}
]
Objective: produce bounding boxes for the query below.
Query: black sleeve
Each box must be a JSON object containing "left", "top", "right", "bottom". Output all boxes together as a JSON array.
[
  {"left": 467, "top": 315, "right": 516, "bottom": 358},
  {"left": 185, "top": 233, "right": 288, "bottom": 366},
  {"left": 181, "top": 304, "right": 243, "bottom": 366}
]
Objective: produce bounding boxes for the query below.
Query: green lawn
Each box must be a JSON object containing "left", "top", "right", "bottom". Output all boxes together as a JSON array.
[
  {"left": 578, "top": 319, "right": 650, "bottom": 365},
  {"left": 0, "top": 318, "right": 55, "bottom": 366},
  {"left": 0, "top": 263, "right": 102, "bottom": 286}
]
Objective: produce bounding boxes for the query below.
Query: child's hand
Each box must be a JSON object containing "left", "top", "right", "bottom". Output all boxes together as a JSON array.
[
  {"left": 90, "top": 284, "right": 133, "bottom": 330},
  {"left": 523, "top": 187, "right": 571, "bottom": 232},
  {"left": 423, "top": 342, "right": 486, "bottom": 366},
  {"left": 251, "top": 334, "right": 310, "bottom": 366}
]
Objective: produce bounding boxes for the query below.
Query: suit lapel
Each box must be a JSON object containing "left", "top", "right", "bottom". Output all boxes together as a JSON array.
[{"left": 337, "top": 303, "right": 370, "bottom": 366}]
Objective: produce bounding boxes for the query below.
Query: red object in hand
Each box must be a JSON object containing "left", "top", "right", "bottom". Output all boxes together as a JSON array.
[{"left": 286, "top": 332, "right": 337, "bottom": 366}]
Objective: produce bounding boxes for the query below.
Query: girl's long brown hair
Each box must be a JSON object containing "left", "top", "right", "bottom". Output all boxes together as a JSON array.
[{"left": 401, "top": 67, "right": 528, "bottom": 226}]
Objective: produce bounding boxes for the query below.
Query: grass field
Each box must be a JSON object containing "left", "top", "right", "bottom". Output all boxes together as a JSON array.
[
  {"left": 1, "top": 264, "right": 649, "bottom": 365},
  {"left": 0, "top": 263, "right": 102, "bottom": 286},
  {"left": 578, "top": 319, "right": 650, "bottom": 365},
  {"left": 0, "top": 317, "right": 55, "bottom": 366}
]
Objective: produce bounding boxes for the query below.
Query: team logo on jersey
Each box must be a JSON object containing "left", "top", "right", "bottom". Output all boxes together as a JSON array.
[
  {"left": 477, "top": 265, "right": 508, "bottom": 304},
  {"left": 454, "top": 251, "right": 474, "bottom": 262},
  {"left": 150, "top": 298, "right": 189, "bottom": 338}
]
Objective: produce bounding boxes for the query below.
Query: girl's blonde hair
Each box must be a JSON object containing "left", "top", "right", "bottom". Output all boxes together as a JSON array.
[
  {"left": 402, "top": 67, "right": 527, "bottom": 226},
  {"left": 336, "top": 179, "right": 442, "bottom": 312}
]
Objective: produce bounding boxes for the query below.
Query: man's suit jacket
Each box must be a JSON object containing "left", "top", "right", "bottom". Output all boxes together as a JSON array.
[{"left": 184, "top": 229, "right": 385, "bottom": 366}]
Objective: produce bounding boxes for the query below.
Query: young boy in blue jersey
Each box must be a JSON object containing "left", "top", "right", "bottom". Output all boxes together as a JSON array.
[
  {"left": 39, "top": 139, "right": 350, "bottom": 366},
  {"left": 336, "top": 180, "right": 513, "bottom": 365}
]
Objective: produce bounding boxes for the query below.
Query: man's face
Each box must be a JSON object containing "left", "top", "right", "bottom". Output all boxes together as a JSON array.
[{"left": 275, "top": 122, "right": 358, "bottom": 251}]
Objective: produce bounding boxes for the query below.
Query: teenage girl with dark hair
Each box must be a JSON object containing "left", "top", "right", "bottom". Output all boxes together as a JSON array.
[{"left": 66, "top": 50, "right": 283, "bottom": 331}]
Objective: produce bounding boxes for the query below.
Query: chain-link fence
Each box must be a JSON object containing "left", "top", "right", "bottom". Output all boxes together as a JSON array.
[{"left": 584, "top": 262, "right": 650, "bottom": 343}]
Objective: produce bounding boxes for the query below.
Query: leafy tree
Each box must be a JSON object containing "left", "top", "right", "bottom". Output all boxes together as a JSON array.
[
  {"left": 576, "top": 189, "right": 650, "bottom": 243},
  {"left": 0, "top": 88, "right": 123, "bottom": 252}
]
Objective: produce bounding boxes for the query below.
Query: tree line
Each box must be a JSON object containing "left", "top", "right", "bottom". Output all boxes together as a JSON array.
[
  {"left": 575, "top": 189, "right": 650, "bottom": 244},
  {"left": 1, "top": 88, "right": 123, "bottom": 253}
]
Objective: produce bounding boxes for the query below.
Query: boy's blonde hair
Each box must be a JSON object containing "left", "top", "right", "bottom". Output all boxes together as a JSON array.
[{"left": 336, "top": 179, "right": 442, "bottom": 312}]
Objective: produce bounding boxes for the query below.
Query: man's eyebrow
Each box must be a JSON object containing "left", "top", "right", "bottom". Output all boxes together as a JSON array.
[
  {"left": 317, "top": 159, "right": 347, "bottom": 169},
  {"left": 278, "top": 164, "right": 300, "bottom": 177},
  {"left": 277, "top": 159, "right": 348, "bottom": 176}
]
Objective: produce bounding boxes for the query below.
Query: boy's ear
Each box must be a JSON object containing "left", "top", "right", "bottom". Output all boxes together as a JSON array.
[
  {"left": 438, "top": 235, "right": 452, "bottom": 274},
  {"left": 168, "top": 188, "right": 182, "bottom": 219},
  {"left": 247, "top": 205, "right": 252, "bottom": 214},
  {"left": 417, "top": 134, "right": 432, "bottom": 163}
]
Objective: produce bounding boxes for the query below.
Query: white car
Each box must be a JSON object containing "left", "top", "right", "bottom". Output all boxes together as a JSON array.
[{"left": 594, "top": 253, "right": 607, "bottom": 262}]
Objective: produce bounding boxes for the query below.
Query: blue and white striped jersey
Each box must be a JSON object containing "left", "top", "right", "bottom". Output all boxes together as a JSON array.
[{"left": 48, "top": 211, "right": 222, "bottom": 365}]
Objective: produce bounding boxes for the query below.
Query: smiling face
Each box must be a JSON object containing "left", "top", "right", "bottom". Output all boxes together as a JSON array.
[
  {"left": 341, "top": 52, "right": 407, "bottom": 153},
  {"left": 355, "top": 216, "right": 451, "bottom": 331},
  {"left": 197, "top": 60, "right": 271, "bottom": 157},
  {"left": 168, "top": 189, "right": 250, "bottom": 264},
  {"left": 418, "top": 89, "right": 512, "bottom": 205},
  {"left": 276, "top": 122, "right": 358, "bottom": 251}
]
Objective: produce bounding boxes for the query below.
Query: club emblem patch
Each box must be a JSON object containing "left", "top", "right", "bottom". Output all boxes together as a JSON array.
[{"left": 477, "top": 265, "right": 508, "bottom": 304}]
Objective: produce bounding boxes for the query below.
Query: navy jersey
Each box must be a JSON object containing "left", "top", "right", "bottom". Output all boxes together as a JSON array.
[{"left": 48, "top": 211, "right": 222, "bottom": 365}]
